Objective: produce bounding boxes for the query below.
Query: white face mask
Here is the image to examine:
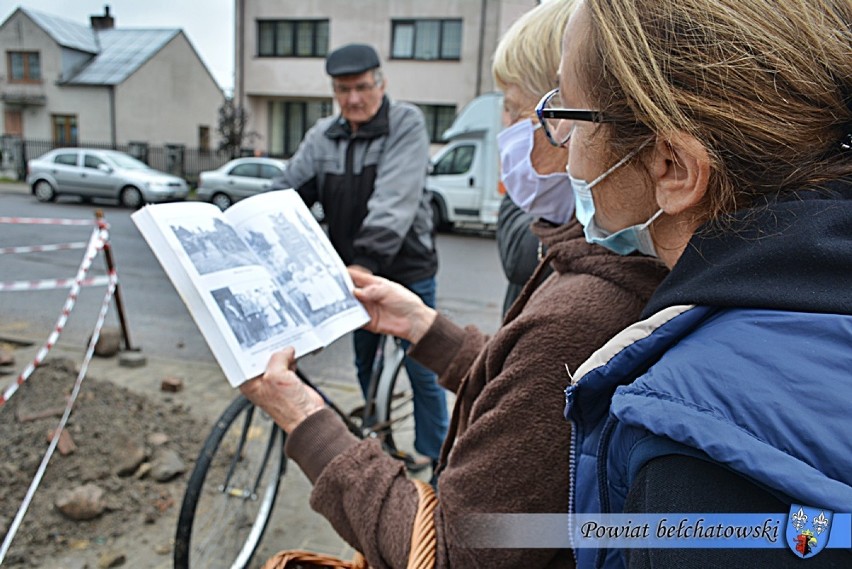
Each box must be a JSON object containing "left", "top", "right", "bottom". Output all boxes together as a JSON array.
[
  {"left": 568, "top": 139, "right": 662, "bottom": 257},
  {"left": 497, "top": 119, "right": 574, "bottom": 225}
]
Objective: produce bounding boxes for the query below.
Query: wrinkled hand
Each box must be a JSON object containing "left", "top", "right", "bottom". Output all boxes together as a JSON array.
[
  {"left": 239, "top": 347, "right": 324, "bottom": 433},
  {"left": 348, "top": 268, "right": 436, "bottom": 344}
]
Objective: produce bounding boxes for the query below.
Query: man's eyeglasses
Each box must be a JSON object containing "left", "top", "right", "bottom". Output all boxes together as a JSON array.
[
  {"left": 535, "top": 88, "right": 612, "bottom": 147},
  {"left": 332, "top": 81, "right": 380, "bottom": 96}
]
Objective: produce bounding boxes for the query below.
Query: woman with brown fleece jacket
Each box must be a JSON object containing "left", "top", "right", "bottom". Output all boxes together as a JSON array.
[{"left": 240, "top": 219, "right": 667, "bottom": 568}]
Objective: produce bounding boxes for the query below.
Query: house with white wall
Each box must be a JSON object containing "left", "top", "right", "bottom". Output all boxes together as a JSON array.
[
  {"left": 235, "top": 0, "right": 536, "bottom": 157},
  {"left": 0, "top": 6, "right": 224, "bottom": 153}
]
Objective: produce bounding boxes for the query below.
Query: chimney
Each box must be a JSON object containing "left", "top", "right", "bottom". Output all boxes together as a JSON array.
[{"left": 90, "top": 5, "right": 115, "bottom": 30}]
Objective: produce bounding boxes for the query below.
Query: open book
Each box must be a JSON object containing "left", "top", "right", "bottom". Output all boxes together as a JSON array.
[{"left": 132, "top": 189, "right": 370, "bottom": 387}]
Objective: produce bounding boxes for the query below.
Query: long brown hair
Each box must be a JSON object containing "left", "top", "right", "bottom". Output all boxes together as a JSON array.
[{"left": 579, "top": 0, "right": 852, "bottom": 222}]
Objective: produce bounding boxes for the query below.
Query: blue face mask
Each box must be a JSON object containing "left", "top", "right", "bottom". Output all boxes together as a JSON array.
[{"left": 568, "top": 141, "right": 662, "bottom": 257}]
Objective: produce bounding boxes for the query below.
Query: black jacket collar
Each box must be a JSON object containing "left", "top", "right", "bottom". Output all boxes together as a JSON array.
[
  {"left": 324, "top": 96, "right": 390, "bottom": 140},
  {"left": 643, "top": 179, "right": 852, "bottom": 318}
]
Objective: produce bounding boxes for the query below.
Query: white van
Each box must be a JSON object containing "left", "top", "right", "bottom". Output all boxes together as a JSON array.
[{"left": 427, "top": 92, "right": 504, "bottom": 230}]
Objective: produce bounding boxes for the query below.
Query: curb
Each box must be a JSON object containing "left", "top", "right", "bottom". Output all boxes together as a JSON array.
[{"left": 0, "top": 182, "right": 29, "bottom": 196}]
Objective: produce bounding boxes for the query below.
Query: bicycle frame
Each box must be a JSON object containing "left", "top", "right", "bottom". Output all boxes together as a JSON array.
[{"left": 294, "top": 333, "right": 406, "bottom": 440}]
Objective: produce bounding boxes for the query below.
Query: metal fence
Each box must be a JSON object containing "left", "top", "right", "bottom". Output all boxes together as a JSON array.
[{"left": 0, "top": 136, "right": 247, "bottom": 187}]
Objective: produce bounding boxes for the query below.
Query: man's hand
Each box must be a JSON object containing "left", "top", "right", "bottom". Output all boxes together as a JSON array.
[
  {"left": 349, "top": 269, "right": 436, "bottom": 344},
  {"left": 239, "top": 347, "right": 325, "bottom": 433},
  {"left": 348, "top": 264, "right": 373, "bottom": 276}
]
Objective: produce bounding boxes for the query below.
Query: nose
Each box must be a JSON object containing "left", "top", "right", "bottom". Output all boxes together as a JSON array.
[{"left": 344, "top": 90, "right": 363, "bottom": 106}]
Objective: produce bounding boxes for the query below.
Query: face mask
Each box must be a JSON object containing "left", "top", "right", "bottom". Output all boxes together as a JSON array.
[
  {"left": 497, "top": 119, "right": 574, "bottom": 225},
  {"left": 568, "top": 140, "right": 662, "bottom": 256}
]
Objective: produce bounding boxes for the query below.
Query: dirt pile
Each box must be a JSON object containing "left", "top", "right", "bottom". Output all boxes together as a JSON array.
[{"left": 0, "top": 357, "right": 204, "bottom": 567}]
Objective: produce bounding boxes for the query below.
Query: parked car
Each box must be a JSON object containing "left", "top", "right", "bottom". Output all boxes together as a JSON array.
[
  {"left": 196, "top": 157, "right": 287, "bottom": 210},
  {"left": 26, "top": 148, "right": 189, "bottom": 208}
]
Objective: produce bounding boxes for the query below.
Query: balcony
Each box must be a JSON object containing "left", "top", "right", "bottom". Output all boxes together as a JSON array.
[{"left": 0, "top": 91, "right": 47, "bottom": 106}]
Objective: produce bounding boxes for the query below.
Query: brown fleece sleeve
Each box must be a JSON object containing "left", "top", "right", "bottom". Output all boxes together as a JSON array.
[
  {"left": 408, "top": 313, "right": 489, "bottom": 394},
  {"left": 284, "top": 407, "right": 361, "bottom": 484}
]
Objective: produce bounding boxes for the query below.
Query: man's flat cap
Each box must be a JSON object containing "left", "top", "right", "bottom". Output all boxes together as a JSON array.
[{"left": 325, "top": 44, "right": 381, "bottom": 77}]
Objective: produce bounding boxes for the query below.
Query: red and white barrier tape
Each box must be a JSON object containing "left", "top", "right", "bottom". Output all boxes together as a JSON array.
[
  {"left": 0, "top": 216, "right": 95, "bottom": 226},
  {"left": 0, "top": 241, "right": 89, "bottom": 255},
  {"left": 0, "top": 226, "right": 108, "bottom": 405},
  {"left": 0, "top": 271, "right": 118, "bottom": 563},
  {"left": 0, "top": 275, "right": 111, "bottom": 292}
]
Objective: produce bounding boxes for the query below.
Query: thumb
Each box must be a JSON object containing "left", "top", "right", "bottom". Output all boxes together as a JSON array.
[
  {"left": 353, "top": 282, "right": 385, "bottom": 303},
  {"left": 349, "top": 267, "right": 383, "bottom": 288}
]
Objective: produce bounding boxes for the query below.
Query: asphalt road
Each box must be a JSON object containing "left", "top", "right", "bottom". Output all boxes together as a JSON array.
[{"left": 0, "top": 185, "right": 507, "bottom": 383}]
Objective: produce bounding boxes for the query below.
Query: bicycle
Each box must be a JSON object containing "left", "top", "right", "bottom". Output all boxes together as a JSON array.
[{"left": 173, "top": 334, "right": 425, "bottom": 569}]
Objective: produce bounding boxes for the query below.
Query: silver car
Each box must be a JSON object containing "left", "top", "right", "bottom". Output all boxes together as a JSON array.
[
  {"left": 26, "top": 148, "right": 189, "bottom": 208},
  {"left": 196, "top": 157, "right": 287, "bottom": 210}
]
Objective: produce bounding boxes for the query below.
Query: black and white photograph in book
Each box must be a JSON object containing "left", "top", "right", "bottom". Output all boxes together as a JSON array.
[
  {"left": 211, "top": 282, "right": 305, "bottom": 349},
  {"left": 239, "top": 210, "right": 361, "bottom": 327},
  {"left": 170, "top": 218, "right": 257, "bottom": 276}
]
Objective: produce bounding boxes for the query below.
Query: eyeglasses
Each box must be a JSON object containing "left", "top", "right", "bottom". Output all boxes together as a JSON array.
[
  {"left": 332, "top": 81, "right": 380, "bottom": 96},
  {"left": 535, "top": 88, "right": 612, "bottom": 147}
]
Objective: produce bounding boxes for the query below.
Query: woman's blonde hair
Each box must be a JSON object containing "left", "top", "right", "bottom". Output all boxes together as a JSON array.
[
  {"left": 579, "top": 0, "right": 852, "bottom": 222},
  {"left": 492, "top": 0, "right": 576, "bottom": 100}
]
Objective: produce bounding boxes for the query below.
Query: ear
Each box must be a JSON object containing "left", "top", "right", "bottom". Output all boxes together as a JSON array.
[{"left": 650, "top": 132, "right": 710, "bottom": 215}]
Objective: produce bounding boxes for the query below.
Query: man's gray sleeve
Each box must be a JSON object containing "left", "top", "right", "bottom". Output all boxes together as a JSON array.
[
  {"left": 270, "top": 121, "right": 324, "bottom": 204},
  {"left": 351, "top": 105, "right": 431, "bottom": 273}
]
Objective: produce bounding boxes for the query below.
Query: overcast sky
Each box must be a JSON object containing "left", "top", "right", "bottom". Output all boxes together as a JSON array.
[{"left": 2, "top": 1, "right": 235, "bottom": 93}]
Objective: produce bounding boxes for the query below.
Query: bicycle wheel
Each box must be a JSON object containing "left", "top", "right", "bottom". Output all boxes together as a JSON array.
[
  {"left": 174, "top": 395, "right": 284, "bottom": 569},
  {"left": 373, "top": 339, "right": 416, "bottom": 458}
]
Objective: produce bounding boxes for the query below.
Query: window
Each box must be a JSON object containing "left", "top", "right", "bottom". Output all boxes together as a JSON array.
[
  {"left": 258, "top": 20, "right": 329, "bottom": 57},
  {"left": 52, "top": 115, "right": 78, "bottom": 146},
  {"left": 416, "top": 104, "right": 456, "bottom": 143},
  {"left": 84, "top": 154, "right": 107, "bottom": 169},
  {"left": 268, "top": 99, "right": 333, "bottom": 157},
  {"left": 199, "top": 126, "right": 210, "bottom": 152},
  {"left": 260, "top": 164, "right": 282, "bottom": 179},
  {"left": 432, "top": 144, "right": 475, "bottom": 175},
  {"left": 391, "top": 20, "right": 462, "bottom": 61},
  {"left": 4, "top": 110, "right": 23, "bottom": 136},
  {"left": 53, "top": 152, "right": 78, "bottom": 166},
  {"left": 230, "top": 163, "right": 259, "bottom": 177},
  {"left": 8, "top": 51, "right": 41, "bottom": 82}
]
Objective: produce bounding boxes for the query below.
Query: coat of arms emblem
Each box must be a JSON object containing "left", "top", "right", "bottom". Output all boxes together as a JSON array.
[{"left": 786, "top": 504, "right": 833, "bottom": 558}]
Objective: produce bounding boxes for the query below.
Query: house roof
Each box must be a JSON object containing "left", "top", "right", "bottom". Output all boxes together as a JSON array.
[
  {"left": 18, "top": 7, "right": 181, "bottom": 86},
  {"left": 21, "top": 7, "right": 99, "bottom": 53},
  {"left": 68, "top": 29, "right": 180, "bottom": 85}
]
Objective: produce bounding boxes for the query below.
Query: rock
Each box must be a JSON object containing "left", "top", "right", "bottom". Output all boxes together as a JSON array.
[
  {"left": 114, "top": 438, "right": 147, "bottom": 477},
  {"left": 150, "top": 448, "right": 186, "bottom": 482},
  {"left": 55, "top": 484, "right": 106, "bottom": 520},
  {"left": 98, "top": 550, "right": 127, "bottom": 568},
  {"left": 0, "top": 345, "right": 14, "bottom": 366},
  {"left": 80, "top": 463, "right": 110, "bottom": 482},
  {"left": 46, "top": 428, "right": 77, "bottom": 455},
  {"left": 147, "top": 432, "right": 169, "bottom": 446},
  {"left": 92, "top": 327, "right": 122, "bottom": 357},
  {"left": 160, "top": 376, "right": 183, "bottom": 393},
  {"left": 154, "top": 542, "right": 171, "bottom": 555},
  {"left": 118, "top": 352, "right": 147, "bottom": 368},
  {"left": 133, "top": 462, "right": 152, "bottom": 479}
]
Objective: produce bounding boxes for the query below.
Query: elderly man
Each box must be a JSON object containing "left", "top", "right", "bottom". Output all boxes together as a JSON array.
[{"left": 271, "top": 43, "right": 447, "bottom": 474}]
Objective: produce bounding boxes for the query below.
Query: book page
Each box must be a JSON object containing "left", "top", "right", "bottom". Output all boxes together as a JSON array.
[
  {"left": 132, "top": 201, "right": 326, "bottom": 387},
  {"left": 225, "top": 189, "right": 370, "bottom": 347}
]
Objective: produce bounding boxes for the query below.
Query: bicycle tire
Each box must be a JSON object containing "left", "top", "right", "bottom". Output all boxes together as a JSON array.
[
  {"left": 174, "top": 394, "right": 284, "bottom": 569},
  {"left": 374, "top": 338, "right": 416, "bottom": 457}
]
